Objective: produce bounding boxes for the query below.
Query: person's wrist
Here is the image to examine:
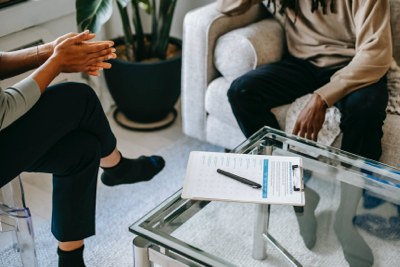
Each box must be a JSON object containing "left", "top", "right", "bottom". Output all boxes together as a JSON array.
[
  {"left": 313, "top": 93, "right": 328, "bottom": 109},
  {"left": 37, "top": 43, "right": 54, "bottom": 65},
  {"left": 46, "top": 42, "right": 55, "bottom": 57},
  {"left": 47, "top": 53, "right": 65, "bottom": 73}
]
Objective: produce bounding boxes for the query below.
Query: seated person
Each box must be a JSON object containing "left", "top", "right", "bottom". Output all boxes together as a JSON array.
[
  {"left": 218, "top": 0, "right": 392, "bottom": 266},
  {"left": 0, "top": 30, "right": 165, "bottom": 267}
]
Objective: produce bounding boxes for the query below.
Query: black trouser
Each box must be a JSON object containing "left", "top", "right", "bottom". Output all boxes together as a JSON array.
[
  {"left": 0, "top": 82, "right": 117, "bottom": 242},
  {"left": 228, "top": 55, "right": 388, "bottom": 161}
]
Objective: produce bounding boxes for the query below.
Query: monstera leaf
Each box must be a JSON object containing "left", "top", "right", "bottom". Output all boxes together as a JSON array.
[{"left": 76, "top": 0, "right": 114, "bottom": 33}]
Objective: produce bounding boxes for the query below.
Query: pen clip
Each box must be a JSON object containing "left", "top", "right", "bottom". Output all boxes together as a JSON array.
[{"left": 292, "top": 165, "right": 304, "bottom": 192}]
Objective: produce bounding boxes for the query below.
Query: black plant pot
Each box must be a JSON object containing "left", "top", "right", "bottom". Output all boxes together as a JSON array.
[{"left": 104, "top": 36, "right": 182, "bottom": 131}]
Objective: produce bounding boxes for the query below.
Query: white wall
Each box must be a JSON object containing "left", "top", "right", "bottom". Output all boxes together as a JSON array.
[
  {"left": 0, "top": 0, "right": 215, "bottom": 112},
  {"left": 102, "top": 0, "right": 215, "bottom": 41},
  {"left": 1, "top": 0, "right": 215, "bottom": 43}
]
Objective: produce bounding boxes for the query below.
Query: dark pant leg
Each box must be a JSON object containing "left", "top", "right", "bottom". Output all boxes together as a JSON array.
[
  {"left": 227, "top": 56, "right": 322, "bottom": 138},
  {"left": 0, "top": 82, "right": 116, "bottom": 186},
  {"left": 25, "top": 131, "right": 101, "bottom": 242},
  {"left": 333, "top": 78, "right": 388, "bottom": 267},
  {"left": 335, "top": 76, "right": 388, "bottom": 160}
]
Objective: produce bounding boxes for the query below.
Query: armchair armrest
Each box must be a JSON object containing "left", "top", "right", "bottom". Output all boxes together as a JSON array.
[{"left": 181, "top": 2, "right": 269, "bottom": 141}]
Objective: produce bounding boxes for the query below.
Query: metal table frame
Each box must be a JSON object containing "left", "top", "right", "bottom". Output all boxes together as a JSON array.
[{"left": 130, "top": 126, "right": 400, "bottom": 267}]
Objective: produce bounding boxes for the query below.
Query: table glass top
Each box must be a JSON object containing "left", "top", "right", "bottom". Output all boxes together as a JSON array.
[{"left": 130, "top": 127, "right": 400, "bottom": 267}]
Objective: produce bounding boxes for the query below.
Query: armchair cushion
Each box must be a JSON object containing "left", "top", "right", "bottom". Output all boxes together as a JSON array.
[
  {"left": 213, "top": 18, "right": 285, "bottom": 82},
  {"left": 205, "top": 76, "right": 290, "bottom": 130}
]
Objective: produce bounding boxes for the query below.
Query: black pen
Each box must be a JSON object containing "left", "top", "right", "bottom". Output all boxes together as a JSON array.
[{"left": 217, "top": 169, "right": 262, "bottom": 189}]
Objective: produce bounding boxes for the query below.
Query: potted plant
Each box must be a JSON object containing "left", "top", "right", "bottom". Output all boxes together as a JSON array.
[{"left": 75, "top": 0, "right": 181, "bottom": 131}]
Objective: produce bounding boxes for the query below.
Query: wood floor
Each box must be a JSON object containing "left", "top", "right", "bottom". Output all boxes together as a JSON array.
[{"left": 0, "top": 103, "right": 186, "bottom": 250}]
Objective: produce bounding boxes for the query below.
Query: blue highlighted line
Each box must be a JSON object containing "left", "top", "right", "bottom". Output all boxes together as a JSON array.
[{"left": 263, "top": 159, "right": 268, "bottom": 198}]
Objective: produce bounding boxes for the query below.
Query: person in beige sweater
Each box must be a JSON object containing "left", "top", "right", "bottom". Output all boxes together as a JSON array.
[{"left": 219, "top": 0, "right": 392, "bottom": 266}]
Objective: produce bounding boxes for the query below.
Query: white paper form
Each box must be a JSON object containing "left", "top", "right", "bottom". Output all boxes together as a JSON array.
[{"left": 184, "top": 152, "right": 303, "bottom": 205}]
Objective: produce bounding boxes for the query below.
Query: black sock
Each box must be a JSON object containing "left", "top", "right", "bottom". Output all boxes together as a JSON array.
[
  {"left": 58, "top": 245, "right": 86, "bottom": 267},
  {"left": 101, "top": 155, "right": 165, "bottom": 186}
]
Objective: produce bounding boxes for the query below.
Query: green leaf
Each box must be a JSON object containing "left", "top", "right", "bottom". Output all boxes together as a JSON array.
[
  {"left": 76, "top": 0, "right": 113, "bottom": 33},
  {"left": 137, "top": 0, "right": 152, "bottom": 14},
  {"left": 117, "top": 1, "right": 135, "bottom": 61},
  {"left": 153, "top": 0, "right": 177, "bottom": 59},
  {"left": 117, "top": 0, "right": 131, "bottom": 8}
]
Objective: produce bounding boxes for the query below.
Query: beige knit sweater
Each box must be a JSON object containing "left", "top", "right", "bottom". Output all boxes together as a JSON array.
[{"left": 217, "top": 0, "right": 393, "bottom": 107}]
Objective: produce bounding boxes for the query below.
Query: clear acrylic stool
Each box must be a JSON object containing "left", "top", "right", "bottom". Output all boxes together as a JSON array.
[{"left": 0, "top": 175, "right": 38, "bottom": 267}]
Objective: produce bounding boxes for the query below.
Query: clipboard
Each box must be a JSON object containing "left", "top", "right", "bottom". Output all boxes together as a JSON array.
[
  {"left": 182, "top": 151, "right": 306, "bottom": 206},
  {"left": 292, "top": 165, "right": 304, "bottom": 192}
]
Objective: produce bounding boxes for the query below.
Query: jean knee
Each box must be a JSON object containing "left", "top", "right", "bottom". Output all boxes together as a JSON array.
[{"left": 227, "top": 76, "right": 252, "bottom": 105}]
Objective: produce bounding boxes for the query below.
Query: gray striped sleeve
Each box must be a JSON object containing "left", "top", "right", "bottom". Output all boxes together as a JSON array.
[{"left": 0, "top": 53, "right": 41, "bottom": 131}]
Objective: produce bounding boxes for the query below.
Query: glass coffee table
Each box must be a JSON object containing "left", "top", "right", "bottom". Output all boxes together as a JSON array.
[{"left": 130, "top": 127, "right": 400, "bottom": 267}]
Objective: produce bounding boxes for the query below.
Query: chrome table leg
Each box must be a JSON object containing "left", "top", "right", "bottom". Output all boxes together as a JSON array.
[
  {"left": 133, "top": 236, "right": 153, "bottom": 267},
  {"left": 252, "top": 204, "right": 270, "bottom": 260}
]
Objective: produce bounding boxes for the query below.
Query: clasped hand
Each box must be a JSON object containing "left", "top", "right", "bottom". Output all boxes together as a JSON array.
[
  {"left": 50, "top": 30, "right": 117, "bottom": 76},
  {"left": 292, "top": 93, "right": 327, "bottom": 141}
]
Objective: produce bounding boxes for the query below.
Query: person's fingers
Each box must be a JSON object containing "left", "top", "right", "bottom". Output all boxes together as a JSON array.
[
  {"left": 83, "top": 40, "right": 114, "bottom": 46},
  {"left": 69, "top": 30, "right": 90, "bottom": 44},
  {"left": 86, "top": 54, "right": 114, "bottom": 65},
  {"left": 88, "top": 48, "right": 115, "bottom": 60},
  {"left": 85, "top": 33, "right": 96, "bottom": 41},
  {"left": 313, "top": 126, "right": 322, "bottom": 142},
  {"left": 99, "top": 62, "right": 112, "bottom": 69},
  {"left": 306, "top": 125, "right": 313, "bottom": 140},
  {"left": 84, "top": 70, "right": 100, "bottom": 76},
  {"left": 292, "top": 121, "right": 300, "bottom": 135},
  {"left": 86, "top": 62, "right": 112, "bottom": 69},
  {"left": 299, "top": 124, "right": 307, "bottom": 138},
  {"left": 85, "top": 44, "right": 114, "bottom": 54},
  {"left": 84, "top": 66, "right": 103, "bottom": 72}
]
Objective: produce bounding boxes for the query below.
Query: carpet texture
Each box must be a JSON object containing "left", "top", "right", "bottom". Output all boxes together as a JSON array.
[
  {"left": 0, "top": 137, "right": 223, "bottom": 267},
  {"left": 1, "top": 136, "right": 399, "bottom": 266}
]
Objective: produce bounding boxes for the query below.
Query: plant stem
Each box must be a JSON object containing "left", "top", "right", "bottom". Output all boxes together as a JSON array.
[
  {"left": 150, "top": 0, "right": 158, "bottom": 57},
  {"left": 117, "top": 2, "right": 135, "bottom": 61},
  {"left": 132, "top": 1, "right": 145, "bottom": 61},
  {"left": 156, "top": 0, "right": 177, "bottom": 59}
]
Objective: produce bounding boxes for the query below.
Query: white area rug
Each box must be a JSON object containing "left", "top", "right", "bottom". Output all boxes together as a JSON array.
[
  {"left": 171, "top": 178, "right": 400, "bottom": 267},
  {"left": 0, "top": 137, "right": 223, "bottom": 267},
  {"left": 1, "top": 136, "right": 399, "bottom": 266}
]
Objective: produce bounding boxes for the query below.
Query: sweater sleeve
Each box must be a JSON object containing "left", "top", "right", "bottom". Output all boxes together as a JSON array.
[
  {"left": 315, "top": 0, "right": 392, "bottom": 107},
  {"left": 217, "top": 0, "right": 263, "bottom": 16},
  {"left": 0, "top": 53, "right": 41, "bottom": 131}
]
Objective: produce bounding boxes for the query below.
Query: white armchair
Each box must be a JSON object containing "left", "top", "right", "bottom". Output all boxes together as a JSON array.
[{"left": 181, "top": 2, "right": 400, "bottom": 168}]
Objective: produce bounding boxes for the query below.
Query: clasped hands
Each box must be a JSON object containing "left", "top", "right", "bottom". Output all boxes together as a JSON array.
[
  {"left": 292, "top": 93, "right": 328, "bottom": 141},
  {"left": 45, "top": 30, "right": 116, "bottom": 76}
]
